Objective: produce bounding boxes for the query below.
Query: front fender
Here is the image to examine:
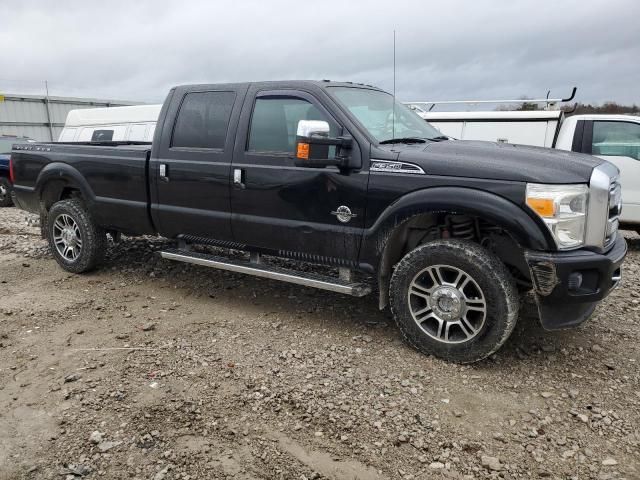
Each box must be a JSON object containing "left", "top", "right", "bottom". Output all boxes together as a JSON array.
[{"left": 359, "top": 186, "right": 555, "bottom": 269}]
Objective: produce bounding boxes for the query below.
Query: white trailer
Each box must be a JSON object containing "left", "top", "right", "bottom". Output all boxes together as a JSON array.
[
  {"left": 413, "top": 110, "right": 563, "bottom": 148},
  {"left": 406, "top": 95, "right": 640, "bottom": 230}
]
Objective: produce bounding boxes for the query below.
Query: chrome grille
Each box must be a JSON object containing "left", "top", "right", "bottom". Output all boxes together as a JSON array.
[{"left": 605, "top": 181, "right": 621, "bottom": 247}]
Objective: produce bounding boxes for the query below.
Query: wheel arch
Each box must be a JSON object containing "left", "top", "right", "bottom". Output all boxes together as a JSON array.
[
  {"left": 35, "top": 163, "right": 96, "bottom": 211},
  {"left": 360, "top": 187, "right": 554, "bottom": 309}
]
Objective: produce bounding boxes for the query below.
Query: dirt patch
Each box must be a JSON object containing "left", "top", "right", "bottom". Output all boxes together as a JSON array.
[{"left": 1, "top": 206, "right": 639, "bottom": 479}]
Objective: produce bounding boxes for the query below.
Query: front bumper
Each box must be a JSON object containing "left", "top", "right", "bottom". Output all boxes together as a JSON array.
[{"left": 525, "top": 235, "right": 627, "bottom": 330}]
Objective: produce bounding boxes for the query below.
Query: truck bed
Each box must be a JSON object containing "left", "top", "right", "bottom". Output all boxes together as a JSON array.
[{"left": 11, "top": 141, "right": 155, "bottom": 235}]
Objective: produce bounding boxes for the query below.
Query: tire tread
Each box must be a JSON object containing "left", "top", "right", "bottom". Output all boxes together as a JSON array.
[
  {"left": 46, "top": 199, "right": 106, "bottom": 273},
  {"left": 390, "top": 239, "right": 519, "bottom": 363}
]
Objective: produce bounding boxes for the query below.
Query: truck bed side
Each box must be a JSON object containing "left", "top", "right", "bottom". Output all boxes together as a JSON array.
[{"left": 11, "top": 142, "right": 154, "bottom": 235}]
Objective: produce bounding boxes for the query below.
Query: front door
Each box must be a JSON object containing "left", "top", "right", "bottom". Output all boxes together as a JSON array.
[
  {"left": 151, "top": 86, "right": 247, "bottom": 240},
  {"left": 230, "top": 88, "right": 369, "bottom": 264}
]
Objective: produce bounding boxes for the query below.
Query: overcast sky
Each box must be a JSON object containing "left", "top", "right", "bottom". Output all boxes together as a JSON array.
[{"left": 2, "top": 0, "right": 638, "bottom": 107}]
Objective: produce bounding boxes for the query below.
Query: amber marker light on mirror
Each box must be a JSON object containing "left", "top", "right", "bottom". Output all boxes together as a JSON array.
[{"left": 296, "top": 142, "right": 309, "bottom": 160}]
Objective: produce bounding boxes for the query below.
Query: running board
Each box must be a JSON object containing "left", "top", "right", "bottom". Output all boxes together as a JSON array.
[{"left": 160, "top": 249, "right": 372, "bottom": 297}]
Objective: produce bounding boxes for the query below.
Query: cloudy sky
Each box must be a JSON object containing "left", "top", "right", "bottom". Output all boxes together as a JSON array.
[{"left": 3, "top": 0, "right": 638, "bottom": 107}]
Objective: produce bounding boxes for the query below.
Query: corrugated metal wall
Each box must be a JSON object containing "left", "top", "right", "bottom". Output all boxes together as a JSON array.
[{"left": 0, "top": 94, "right": 141, "bottom": 141}]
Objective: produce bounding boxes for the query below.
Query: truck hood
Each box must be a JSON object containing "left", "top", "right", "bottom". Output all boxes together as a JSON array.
[{"left": 392, "top": 140, "right": 602, "bottom": 184}]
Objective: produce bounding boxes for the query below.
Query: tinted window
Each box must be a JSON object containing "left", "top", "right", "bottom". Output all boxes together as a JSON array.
[
  {"left": 91, "top": 130, "right": 113, "bottom": 141},
  {"left": 172, "top": 91, "right": 236, "bottom": 149},
  {"left": 592, "top": 121, "right": 640, "bottom": 160},
  {"left": 248, "top": 96, "right": 336, "bottom": 153}
]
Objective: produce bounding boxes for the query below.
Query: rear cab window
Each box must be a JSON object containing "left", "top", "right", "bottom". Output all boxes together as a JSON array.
[
  {"left": 91, "top": 130, "right": 114, "bottom": 141},
  {"left": 78, "top": 126, "right": 126, "bottom": 142}
]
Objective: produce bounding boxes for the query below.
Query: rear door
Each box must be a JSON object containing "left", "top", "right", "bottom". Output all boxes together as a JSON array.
[
  {"left": 229, "top": 87, "right": 368, "bottom": 263},
  {"left": 151, "top": 85, "right": 248, "bottom": 240},
  {"left": 578, "top": 119, "right": 640, "bottom": 223}
]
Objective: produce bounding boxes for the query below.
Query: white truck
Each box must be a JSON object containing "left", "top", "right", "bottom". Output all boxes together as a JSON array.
[
  {"left": 407, "top": 95, "right": 640, "bottom": 231},
  {"left": 58, "top": 104, "right": 162, "bottom": 143}
]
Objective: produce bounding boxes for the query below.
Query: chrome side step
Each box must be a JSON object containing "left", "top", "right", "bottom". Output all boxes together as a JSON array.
[{"left": 160, "top": 249, "right": 372, "bottom": 297}]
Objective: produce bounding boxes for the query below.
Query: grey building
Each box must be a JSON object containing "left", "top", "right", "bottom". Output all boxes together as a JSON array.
[{"left": 0, "top": 93, "right": 142, "bottom": 141}]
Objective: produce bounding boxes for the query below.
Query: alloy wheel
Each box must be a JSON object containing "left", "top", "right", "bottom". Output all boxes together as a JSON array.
[
  {"left": 407, "top": 264, "right": 487, "bottom": 344},
  {"left": 52, "top": 213, "right": 83, "bottom": 262}
]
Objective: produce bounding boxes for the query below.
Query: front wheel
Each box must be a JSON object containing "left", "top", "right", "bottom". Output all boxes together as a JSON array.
[
  {"left": 0, "top": 177, "right": 13, "bottom": 207},
  {"left": 390, "top": 239, "right": 519, "bottom": 363},
  {"left": 47, "top": 199, "right": 106, "bottom": 273}
]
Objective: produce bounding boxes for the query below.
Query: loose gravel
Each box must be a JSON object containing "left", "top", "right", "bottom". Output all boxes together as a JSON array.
[{"left": 0, "top": 206, "right": 639, "bottom": 479}]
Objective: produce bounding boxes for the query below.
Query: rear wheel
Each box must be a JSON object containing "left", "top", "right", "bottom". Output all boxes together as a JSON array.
[
  {"left": 47, "top": 199, "right": 106, "bottom": 273},
  {"left": 390, "top": 239, "right": 519, "bottom": 363},
  {"left": 0, "top": 177, "right": 13, "bottom": 207}
]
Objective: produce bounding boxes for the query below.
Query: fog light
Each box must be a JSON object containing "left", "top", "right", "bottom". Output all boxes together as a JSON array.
[{"left": 568, "top": 272, "right": 583, "bottom": 291}]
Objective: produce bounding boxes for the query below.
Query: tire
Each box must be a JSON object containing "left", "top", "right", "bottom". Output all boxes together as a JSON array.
[
  {"left": 390, "top": 239, "right": 519, "bottom": 363},
  {"left": 0, "top": 177, "right": 13, "bottom": 207},
  {"left": 46, "top": 199, "right": 106, "bottom": 273}
]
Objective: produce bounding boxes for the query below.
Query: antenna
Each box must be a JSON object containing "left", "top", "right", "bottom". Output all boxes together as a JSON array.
[{"left": 392, "top": 30, "right": 396, "bottom": 139}]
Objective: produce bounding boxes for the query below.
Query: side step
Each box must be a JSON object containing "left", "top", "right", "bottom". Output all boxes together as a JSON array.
[{"left": 160, "top": 249, "right": 372, "bottom": 297}]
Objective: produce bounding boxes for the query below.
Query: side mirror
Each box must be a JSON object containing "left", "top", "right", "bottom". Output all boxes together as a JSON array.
[{"left": 294, "top": 120, "right": 352, "bottom": 168}]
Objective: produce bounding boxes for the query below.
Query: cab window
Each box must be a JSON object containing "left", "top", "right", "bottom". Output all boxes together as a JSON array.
[
  {"left": 592, "top": 121, "right": 640, "bottom": 160},
  {"left": 248, "top": 96, "right": 337, "bottom": 154},
  {"left": 172, "top": 91, "right": 236, "bottom": 149},
  {"left": 91, "top": 129, "right": 114, "bottom": 141}
]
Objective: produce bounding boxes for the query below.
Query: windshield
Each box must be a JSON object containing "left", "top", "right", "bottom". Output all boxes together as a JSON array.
[{"left": 329, "top": 87, "right": 443, "bottom": 143}]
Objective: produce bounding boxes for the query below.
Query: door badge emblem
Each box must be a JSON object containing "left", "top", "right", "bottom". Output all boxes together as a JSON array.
[{"left": 331, "top": 206, "right": 357, "bottom": 223}]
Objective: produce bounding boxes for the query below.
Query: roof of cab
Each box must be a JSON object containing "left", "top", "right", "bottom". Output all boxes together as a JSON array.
[{"left": 173, "top": 80, "right": 386, "bottom": 92}]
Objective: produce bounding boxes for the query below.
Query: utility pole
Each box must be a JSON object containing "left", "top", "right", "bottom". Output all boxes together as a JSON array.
[{"left": 44, "top": 80, "right": 55, "bottom": 141}]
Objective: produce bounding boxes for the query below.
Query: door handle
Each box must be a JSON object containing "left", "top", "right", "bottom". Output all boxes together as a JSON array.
[
  {"left": 159, "top": 163, "right": 169, "bottom": 182},
  {"left": 233, "top": 168, "right": 245, "bottom": 188}
]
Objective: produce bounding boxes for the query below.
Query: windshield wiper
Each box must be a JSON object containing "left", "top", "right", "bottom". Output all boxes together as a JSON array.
[
  {"left": 379, "top": 137, "right": 427, "bottom": 144},
  {"left": 426, "top": 135, "right": 450, "bottom": 141}
]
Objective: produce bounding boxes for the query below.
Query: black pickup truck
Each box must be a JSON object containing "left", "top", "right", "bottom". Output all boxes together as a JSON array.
[{"left": 10, "top": 80, "right": 626, "bottom": 362}]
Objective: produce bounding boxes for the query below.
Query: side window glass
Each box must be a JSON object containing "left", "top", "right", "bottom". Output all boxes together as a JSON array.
[
  {"left": 592, "top": 121, "right": 640, "bottom": 160},
  {"left": 58, "top": 128, "right": 77, "bottom": 142},
  {"left": 146, "top": 124, "right": 156, "bottom": 142},
  {"left": 248, "top": 96, "right": 337, "bottom": 153},
  {"left": 128, "top": 124, "right": 147, "bottom": 141},
  {"left": 91, "top": 129, "right": 114, "bottom": 142},
  {"left": 172, "top": 91, "right": 236, "bottom": 149}
]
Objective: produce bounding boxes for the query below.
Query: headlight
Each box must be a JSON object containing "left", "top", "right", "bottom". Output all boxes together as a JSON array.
[{"left": 526, "top": 183, "right": 588, "bottom": 250}]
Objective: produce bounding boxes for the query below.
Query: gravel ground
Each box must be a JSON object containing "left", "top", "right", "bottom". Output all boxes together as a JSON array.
[{"left": 0, "top": 206, "right": 639, "bottom": 480}]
